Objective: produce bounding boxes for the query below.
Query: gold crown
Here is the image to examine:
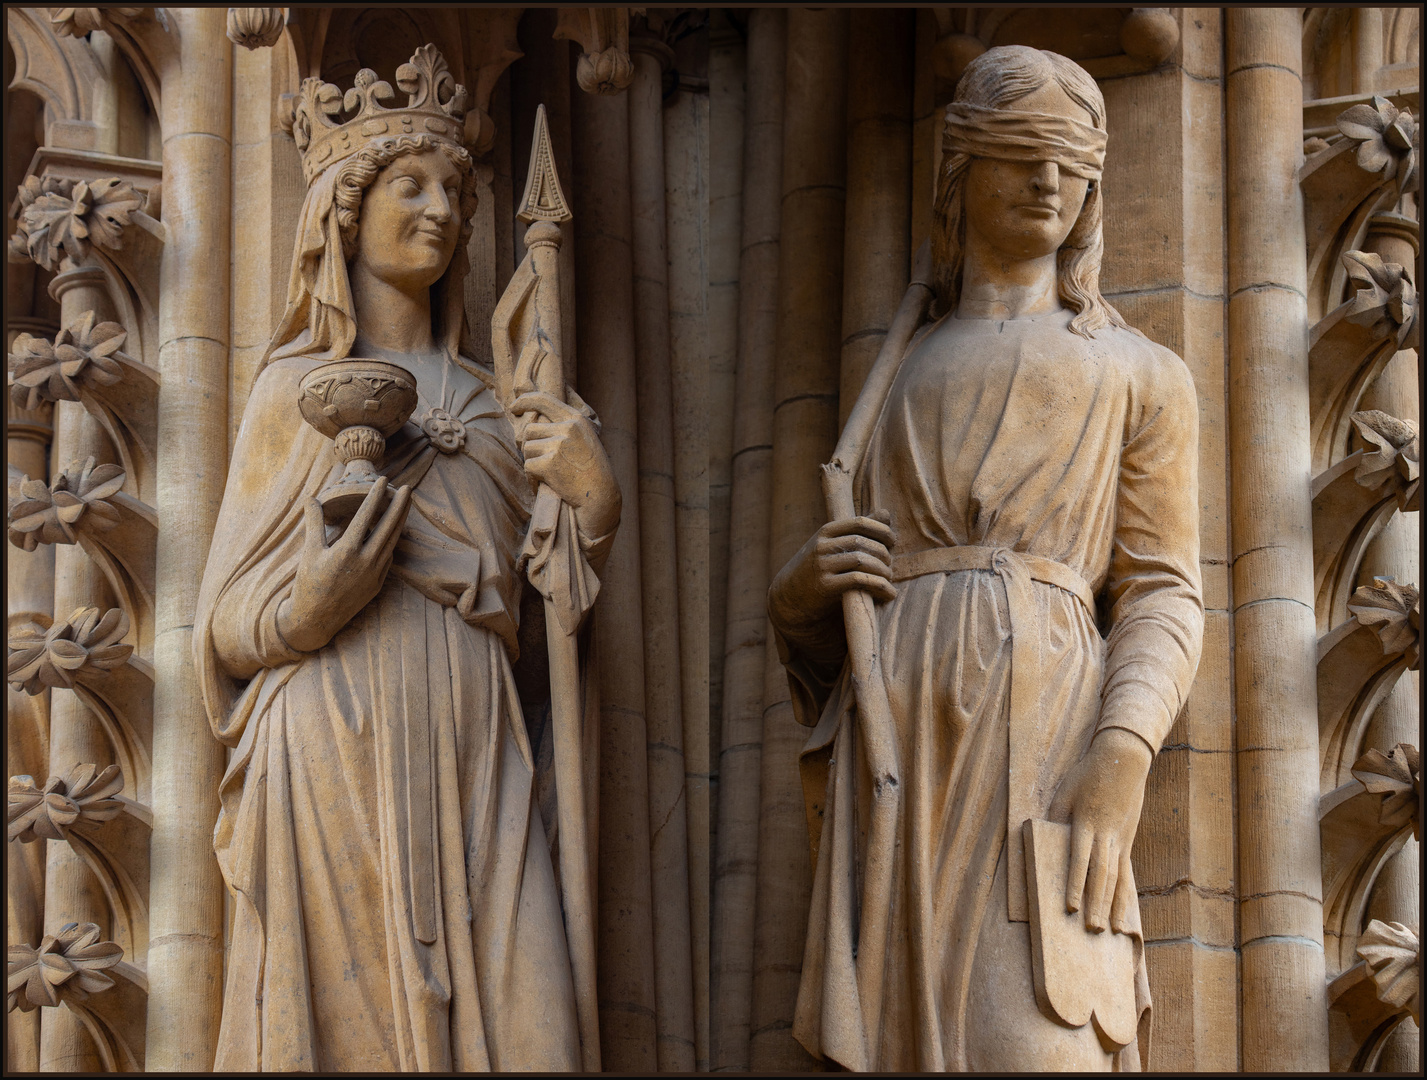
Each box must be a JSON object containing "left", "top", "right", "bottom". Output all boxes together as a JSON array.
[{"left": 289, "top": 44, "right": 471, "bottom": 185}]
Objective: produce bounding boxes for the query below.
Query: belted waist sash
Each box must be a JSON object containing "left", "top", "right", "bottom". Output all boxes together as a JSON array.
[
  {"left": 888, "top": 545, "right": 1096, "bottom": 922},
  {"left": 890, "top": 545, "right": 1095, "bottom": 612}
]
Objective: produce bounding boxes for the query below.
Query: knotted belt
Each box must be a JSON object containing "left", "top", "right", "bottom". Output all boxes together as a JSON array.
[{"left": 889, "top": 545, "right": 1095, "bottom": 922}]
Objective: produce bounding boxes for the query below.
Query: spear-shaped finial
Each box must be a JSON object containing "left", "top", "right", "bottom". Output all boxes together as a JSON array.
[{"left": 517, "top": 104, "right": 572, "bottom": 225}]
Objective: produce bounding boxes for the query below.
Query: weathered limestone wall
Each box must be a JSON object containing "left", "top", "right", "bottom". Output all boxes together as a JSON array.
[
  {"left": 4, "top": 6, "right": 1419, "bottom": 1075},
  {"left": 1097, "top": 11, "right": 1238, "bottom": 1070}
]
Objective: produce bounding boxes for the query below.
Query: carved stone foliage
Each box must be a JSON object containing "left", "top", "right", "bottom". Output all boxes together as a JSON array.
[
  {"left": 1311, "top": 412, "right": 1420, "bottom": 631},
  {"left": 6, "top": 607, "right": 131, "bottom": 695},
  {"left": 1309, "top": 253, "right": 1420, "bottom": 472},
  {"left": 7, "top": 462, "right": 156, "bottom": 640},
  {"left": 1301, "top": 101, "right": 1420, "bottom": 321},
  {"left": 1337, "top": 96, "right": 1419, "bottom": 195},
  {"left": 6, "top": 922, "right": 148, "bottom": 1071},
  {"left": 1351, "top": 743, "right": 1422, "bottom": 840},
  {"left": 1317, "top": 579, "right": 1420, "bottom": 789},
  {"left": 1320, "top": 743, "right": 1420, "bottom": 984},
  {"left": 9, "top": 313, "right": 161, "bottom": 499},
  {"left": 7, "top": 608, "right": 154, "bottom": 803},
  {"left": 225, "top": 6, "right": 284, "bottom": 50},
  {"left": 48, "top": 8, "right": 147, "bottom": 39},
  {"left": 7, "top": 458, "right": 125, "bottom": 550},
  {"left": 1328, "top": 919, "right": 1421, "bottom": 1070},
  {"left": 8, "top": 176, "right": 145, "bottom": 273},
  {"left": 555, "top": 8, "right": 635, "bottom": 94},
  {"left": 8, "top": 763, "right": 152, "bottom": 963},
  {"left": 8, "top": 763, "right": 124, "bottom": 842},
  {"left": 7, "top": 921, "right": 122, "bottom": 1011},
  {"left": 9, "top": 313, "right": 127, "bottom": 407}
]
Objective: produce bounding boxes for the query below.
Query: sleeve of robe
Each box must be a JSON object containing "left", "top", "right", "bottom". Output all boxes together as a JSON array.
[
  {"left": 195, "top": 356, "right": 334, "bottom": 748},
  {"left": 1096, "top": 342, "right": 1205, "bottom": 753}
]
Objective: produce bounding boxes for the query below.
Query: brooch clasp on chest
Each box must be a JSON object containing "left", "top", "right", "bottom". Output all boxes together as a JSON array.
[{"left": 420, "top": 407, "right": 466, "bottom": 453}]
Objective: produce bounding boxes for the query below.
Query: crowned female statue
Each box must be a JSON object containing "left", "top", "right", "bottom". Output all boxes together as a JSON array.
[
  {"left": 769, "top": 46, "right": 1204, "bottom": 1071},
  {"left": 194, "top": 46, "right": 618, "bottom": 1071}
]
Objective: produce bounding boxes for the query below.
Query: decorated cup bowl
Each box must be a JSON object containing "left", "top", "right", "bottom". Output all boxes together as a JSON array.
[{"left": 297, "top": 359, "right": 419, "bottom": 440}]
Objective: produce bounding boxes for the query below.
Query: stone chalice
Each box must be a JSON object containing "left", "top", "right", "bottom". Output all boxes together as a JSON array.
[{"left": 297, "top": 359, "right": 419, "bottom": 525}]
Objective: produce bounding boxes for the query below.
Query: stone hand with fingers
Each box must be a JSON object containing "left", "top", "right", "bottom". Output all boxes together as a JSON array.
[
  {"left": 277, "top": 476, "right": 413, "bottom": 653},
  {"left": 510, "top": 390, "right": 621, "bottom": 541}
]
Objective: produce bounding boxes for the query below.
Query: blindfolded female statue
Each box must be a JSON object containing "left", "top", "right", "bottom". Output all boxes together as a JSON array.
[{"left": 769, "top": 45, "right": 1203, "bottom": 1072}]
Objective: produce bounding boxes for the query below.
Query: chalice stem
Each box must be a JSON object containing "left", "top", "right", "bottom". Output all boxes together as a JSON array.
[
  {"left": 515, "top": 106, "right": 600, "bottom": 1072},
  {"left": 822, "top": 249, "right": 933, "bottom": 1063}
]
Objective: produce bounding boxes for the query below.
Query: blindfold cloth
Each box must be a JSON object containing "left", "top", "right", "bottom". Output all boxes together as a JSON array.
[{"left": 943, "top": 103, "right": 1107, "bottom": 181}]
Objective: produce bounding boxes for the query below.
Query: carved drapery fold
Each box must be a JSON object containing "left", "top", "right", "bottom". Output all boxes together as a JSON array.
[{"left": 1316, "top": 579, "right": 1420, "bottom": 789}]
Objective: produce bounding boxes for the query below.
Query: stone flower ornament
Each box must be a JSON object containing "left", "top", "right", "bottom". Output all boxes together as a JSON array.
[
  {"left": 9, "top": 175, "right": 144, "bottom": 272},
  {"left": 1346, "top": 577, "right": 1421, "bottom": 667},
  {"left": 1337, "top": 96, "right": 1418, "bottom": 194},
  {"left": 1343, "top": 250, "right": 1418, "bottom": 350},
  {"left": 7, "top": 606, "right": 133, "bottom": 696},
  {"left": 7, "top": 922, "right": 123, "bottom": 1012},
  {"left": 1356, "top": 919, "right": 1422, "bottom": 1026},
  {"left": 9, "top": 313, "right": 131, "bottom": 411},
  {"left": 8, "top": 764, "right": 126, "bottom": 844},
  {"left": 7, "top": 458, "right": 126, "bottom": 551},
  {"left": 1350, "top": 742, "right": 1421, "bottom": 840},
  {"left": 1349, "top": 411, "right": 1421, "bottom": 510}
]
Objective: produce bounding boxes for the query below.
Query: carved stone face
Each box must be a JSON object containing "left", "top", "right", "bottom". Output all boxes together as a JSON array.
[
  {"left": 962, "top": 82, "right": 1094, "bottom": 262},
  {"left": 351, "top": 148, "right": 464, "bottom": 293}
]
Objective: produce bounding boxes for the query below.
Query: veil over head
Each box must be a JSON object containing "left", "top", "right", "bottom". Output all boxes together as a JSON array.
[{"left": 260, "top": 148, "right": 479, "bottom": 373}]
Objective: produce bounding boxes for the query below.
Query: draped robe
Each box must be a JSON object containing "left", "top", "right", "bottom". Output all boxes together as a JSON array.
[
  {"left": 196, "top": 354, "right": 609, "bottom": 1071},
  {"left": 779, "top": 309, "right": 1204, "bottom": 1071}
]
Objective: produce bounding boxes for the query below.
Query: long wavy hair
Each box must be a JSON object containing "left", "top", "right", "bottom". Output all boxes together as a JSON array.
[{"left": 931, "top": 46, "right": 1133, "bottom": 338}]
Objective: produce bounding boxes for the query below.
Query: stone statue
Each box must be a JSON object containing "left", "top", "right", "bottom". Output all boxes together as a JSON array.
[
  {"left": 768, "top": 45, "right": 1204, "bottom": 1071},
  {"left": 193, "top": 45, "right": 619, "bottom": 1071}
]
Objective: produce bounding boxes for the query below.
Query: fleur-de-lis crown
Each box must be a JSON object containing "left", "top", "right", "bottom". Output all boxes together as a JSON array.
[{"left": 289, "top": 44, "right": 471, "bottom": 185}]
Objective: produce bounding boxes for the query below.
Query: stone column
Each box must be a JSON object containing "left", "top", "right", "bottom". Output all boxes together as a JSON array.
[
  {"left": 37, "top": 266, "right": 121, "bottom": 1075},
  {"left": 909, "top": 9, "right": 939, "bottom": 268},
  {"left": 1352, "top": 7, "right": 1383, "bottom": 94},
  {"left": 839, "top": 9, "right": 913, "bottom": 424},
  {"left": 228, "top": 38, "right": 303, "bottom": 451},
  {"left": 6, "top": 311, "right": 56, "bottom": 1075},
  {"left": 627, "top": 28, "right": 696, "bottom": 1072},
  {"left": 572, "top": 82, "right": 659, "bottom": 1073},
  {"left": 1097, "top": 11, "right": 1238, "bottom": 1070},
  {"left": 1356, "top": 214, "right": 1420, "bottom": 1073},
  {"left": 663, "top": 30, "right": 712, "bottom": 1071},
  {"left": 707, "top": 10, "right": 743, "bottom": 859},
  {"left": 711, "top": 9, "right": 783, "bottom": 1071},
  {"left": 1225, "top": 9, "right": 1330, "bottom": 1070},
  {"left": 749, "top": 10, "right": 847, "bottom": 1071},
  {"left": 144, "top": 8, "right": 232, "bottom": 1070}
]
